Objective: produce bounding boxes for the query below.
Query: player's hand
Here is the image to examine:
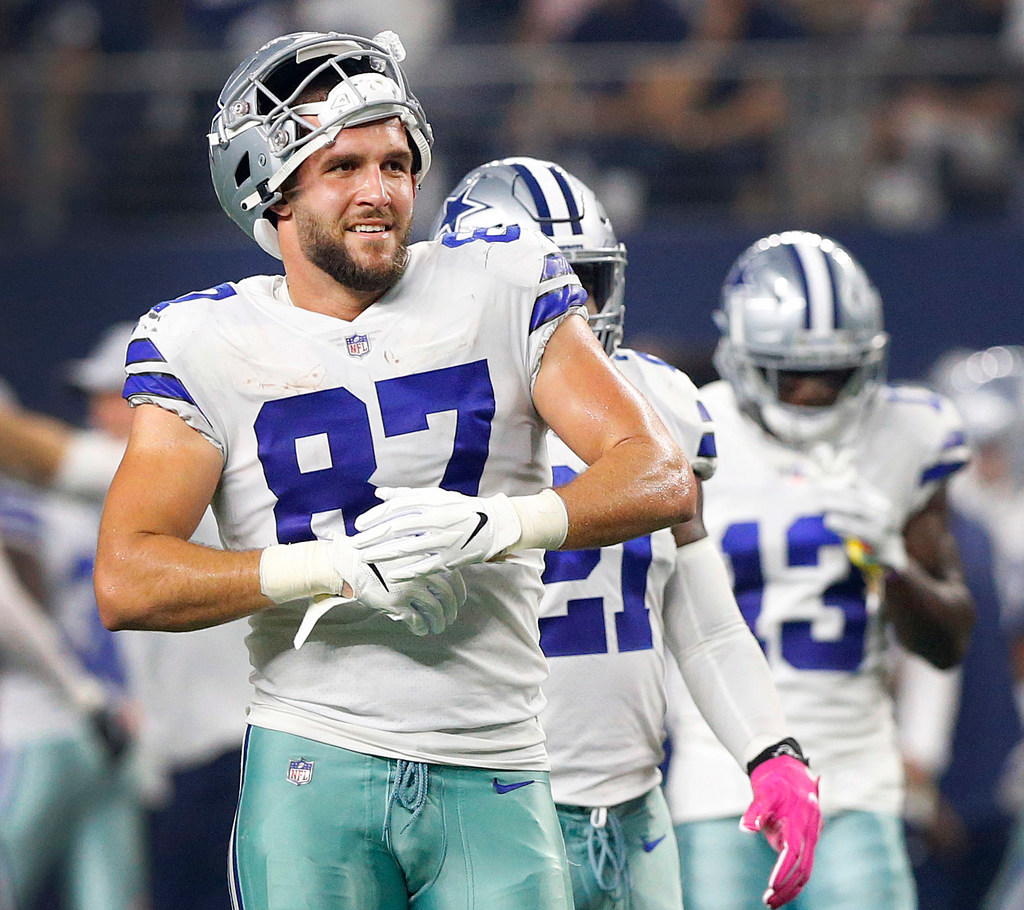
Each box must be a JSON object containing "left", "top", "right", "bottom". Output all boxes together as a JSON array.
[
  {"left": 814, "top": 472, "right": 908, "bottom": 573},
  {"left": 293, "top": 533, "right": 467, "bottom": 648},
  {"left": 741, "top": 754, "right": 822, "bottom": 908},
  {"left": 88, "top": 705, "right": 133, "bottom": 763},
  {"left": 351, "top": 487, "right": 522, "bottom": 582}
]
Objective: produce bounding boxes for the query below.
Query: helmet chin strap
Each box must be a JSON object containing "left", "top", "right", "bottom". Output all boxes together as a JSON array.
[{"left": 253, "top": 218, "right": 283, "bottom": 260}]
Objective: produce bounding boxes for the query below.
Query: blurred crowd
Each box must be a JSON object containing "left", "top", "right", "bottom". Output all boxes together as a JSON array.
[{"left": 1, "top": 0, "right": 1023, "bottom": 242}]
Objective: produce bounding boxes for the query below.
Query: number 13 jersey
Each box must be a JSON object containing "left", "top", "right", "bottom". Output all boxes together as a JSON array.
[{"left": 664, "top": 379, "right": 969, "bottom": 819}]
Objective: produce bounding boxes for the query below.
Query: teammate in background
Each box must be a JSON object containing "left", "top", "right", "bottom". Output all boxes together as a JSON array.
[
  {"left": 0, "top": 326, "right": 252, "bottom": 910},
  {"left": 663, "top": 231, "right": 976, "bottom": 910},
  {"left": 926, "top": 346, "right": 1024, "bottom": 910},
  {"left": 0, "top": 381, "right": 142, "bottom": 910},
  {"left": 94, "top": 30, "right": 696, "bottom": 910},
  {"left": 432, "top": 158, "right": 822, "bottom": 910}
]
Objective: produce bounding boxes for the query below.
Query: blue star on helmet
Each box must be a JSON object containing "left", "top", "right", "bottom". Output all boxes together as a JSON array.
[{"left": 438, "top": 186, "right": 490, "bottom": 234}]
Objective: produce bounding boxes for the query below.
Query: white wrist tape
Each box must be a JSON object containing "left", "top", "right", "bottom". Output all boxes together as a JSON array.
[
  {"left": 508, "top": 489, "right": 569, "bottom": 551},
  {"left": 259, "top": 541, "right": 341, "bottom": 604},
  {"left": 71, "top": 677, "right": 108, "bottom": 716},
  {"left": 55, "top": 431, "right": 125, "bottom": 499}
]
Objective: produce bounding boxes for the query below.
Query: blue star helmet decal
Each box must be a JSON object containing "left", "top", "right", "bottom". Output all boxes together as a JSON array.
[{"left": 437, "top": 184, "right": 491, "bottom": 234}]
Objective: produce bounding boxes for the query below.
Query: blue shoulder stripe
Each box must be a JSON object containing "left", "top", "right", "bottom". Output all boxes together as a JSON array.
[
  {"left": 542, "top": 251, "right": 574, "bottom": 281},
  {"left": 942, "top": 429, "right": 967, "bottom": 450},
  {"left": 123, "top": 373, "right": 197, "bottom": 407},
  {"left": 530, "top": 284, "right": 588, "bottom": 333},
  {"left": 151, "top": 282, "right": 237, "bottom": 313},
  {"left": 697, "top": 401, "right": 712, "bottom": 422},
  {"left": 125, "top": 338, "right": 166, "bottom": 366},
  {"left": 920, "top": 460, "right": 968, "bottom": 485},
  {"left": 697, "top": 432, "right": 717, "bottom": 458}
]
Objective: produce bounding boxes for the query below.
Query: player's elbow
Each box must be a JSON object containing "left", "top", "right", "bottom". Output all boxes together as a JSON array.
[
  {"left": 94, "top": 546, "right": 146, "bottom": 632},
  {"left": 660, "top": 449, "right": 698, "bottom": 527}
]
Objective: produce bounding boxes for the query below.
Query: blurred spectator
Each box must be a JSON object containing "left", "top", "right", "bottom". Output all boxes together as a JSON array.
[
  {"left": 449, "top": 0, "right": 523, "bottom": 42},
  {"left": 865, "top": 0, "right": 1022, "bottom": 227},
  {"left": 503, "top": 0, "right": 811, "bottom": 226},
  {"left": 293, "top": 0, "right": 452, "bottom": 74}
]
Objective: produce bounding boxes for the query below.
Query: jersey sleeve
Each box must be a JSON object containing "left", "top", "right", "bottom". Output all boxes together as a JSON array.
[
  {"left": 890, "top": 386, "right": 971, "bottom": 514},
  {"left": 122, "top": 286, "right": 235, "bottom": 457},
  {"left": 525, "top": 240, "right": 590, "bottom": 388},
  {"left": 615, "top": 351, "right": 717, "bottom": 479}
]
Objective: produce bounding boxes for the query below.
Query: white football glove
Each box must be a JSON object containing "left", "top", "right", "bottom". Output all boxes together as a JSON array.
[
  {"left": 351, "top": 486, "right": 524, "bottom": 582},
  {"left": 259, "top": 532, "right": 467, "bottom": 648},
  {"left": 815, "top": 475, "right": 908, "bottom": 573}
]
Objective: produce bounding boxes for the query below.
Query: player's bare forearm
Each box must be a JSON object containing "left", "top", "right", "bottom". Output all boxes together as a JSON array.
[
  {"left": 95, "top": 402, "right": 271, "bottom": 632},
  {"left": 886, "top": 491, "right": 975, "bottom": 669},
  {"left": 555, "top": 434, "right": 695, "bottom": 550},
  {"left": 534, "top": 315, "right": 696, "bottom": 548},
  {"left": 0, "top": 402, "right": 72, "bottom": 486},
  {"left": 885, "top": 563, "right": 973, "bottom": 669},
  {"left": 95, "top": 531, "right": 268, "bottom": 632}
]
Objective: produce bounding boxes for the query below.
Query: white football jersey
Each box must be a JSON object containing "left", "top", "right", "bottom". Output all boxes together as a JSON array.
[
  {"left": 664, "top": 380, "right": 969, "bottom": 819},
  {"left": 0, "top": 484, "right": 81, "bottom": 745},
  {"left": 123, "top": 227, "right": 588, "bottom": 770},
  {"left": 540, "top": 349, "right": 716, "bottom": 806}
]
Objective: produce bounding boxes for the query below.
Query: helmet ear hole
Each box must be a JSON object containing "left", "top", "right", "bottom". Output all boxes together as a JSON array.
[{"left": 234, "top": 153, "right": 251, "bottom": 189}]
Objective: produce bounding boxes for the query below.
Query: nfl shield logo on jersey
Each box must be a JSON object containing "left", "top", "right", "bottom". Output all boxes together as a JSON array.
[
  {"left": 287, "top": 759, "right": 314, "bottom": 786},
  {"left": 345, "top": 333, "right": 370, "bottom": 358}
]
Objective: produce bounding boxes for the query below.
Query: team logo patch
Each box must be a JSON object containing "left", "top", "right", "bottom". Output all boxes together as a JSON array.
[
  {"left": 287, "top": 758, "right": 314, "bottom": 786},
  {"left": 345, "top": 333, "right": 370, "bottom": 358}
]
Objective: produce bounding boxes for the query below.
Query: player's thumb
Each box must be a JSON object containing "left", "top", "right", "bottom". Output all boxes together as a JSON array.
[{"left": 741, "top": 799, "right": 766, "bottom": 834}]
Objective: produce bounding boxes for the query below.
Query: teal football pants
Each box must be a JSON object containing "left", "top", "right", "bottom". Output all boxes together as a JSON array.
[
  {"left": 230, "top": 725, "right": 574, "bottom": 910},
  {"left": 675, "top": 810, "right": 915, "bottom": 910},
  {"left": 557, "top": 786, "right": 682, "bottom": 910},
  {"left": 0, "top": 725, "right": 145, "bottom": 910}
]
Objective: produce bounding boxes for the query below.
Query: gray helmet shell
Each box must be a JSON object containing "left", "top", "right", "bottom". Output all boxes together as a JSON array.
[
  {"left": 431, "top": 157, "right": 627, "bottom": 354},
  {"left": 208, "top": 30, "right": 432, "bottom": 259},
  {"left": 714, "top": 231, "right": 889, "bottom": 446}
]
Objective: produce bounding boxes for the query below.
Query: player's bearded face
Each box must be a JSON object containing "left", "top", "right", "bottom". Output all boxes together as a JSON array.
[{"left": 295, "top": 203, "right": 412, "bottom": 294}]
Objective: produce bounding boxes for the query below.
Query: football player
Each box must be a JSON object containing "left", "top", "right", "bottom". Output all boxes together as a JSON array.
[
  {"left": 94, "top": 30, "right": 697, "bottom": 910},
  {"left": 0, "top": 472, "right": 142, "bottom": 910},
  {"left": 433, "top": 157, "right": 823, "bottom": 910},
  {"left": 663, "top": 231, "right": 975, "bottom": 910}
]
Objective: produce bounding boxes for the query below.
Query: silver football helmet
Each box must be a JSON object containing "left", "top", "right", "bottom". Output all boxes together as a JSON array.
[
  {"left": 714, "top": 231, "right": 889, "bottom": 447},
  {"left": 431, "top": 157, "right": 627, "bottom": 354},
  {"left": 208, "top": 30, "right": 433, "bottom": 260}
]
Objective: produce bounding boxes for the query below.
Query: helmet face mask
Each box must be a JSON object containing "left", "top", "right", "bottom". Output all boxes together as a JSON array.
[
  {"left": 432, "top": 157, "right": 627, "bottom": 354},
  {"left": 714, "top": 231, "right": 889, "bottom": 448},
  {"left": 208, "top": 30, "right": 432, "bottom": 259}
]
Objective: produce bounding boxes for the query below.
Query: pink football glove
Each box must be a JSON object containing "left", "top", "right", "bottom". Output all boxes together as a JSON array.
[{"left": 741, "top": 754, "right": 822, "bottom": 908}]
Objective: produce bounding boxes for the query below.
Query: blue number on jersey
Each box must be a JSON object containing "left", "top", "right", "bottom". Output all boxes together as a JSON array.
[
  {"left": 254, "top": 362, "right": 496, "bottom": 542},
  {"left": 538, "top": 465, "right": 654, "bottom": 657},
  {"left": 721, "top": 515, "right": 868, "bottom": 671},
  {"left": 441, "top": 225, "right": 521, "bottom": 248}
]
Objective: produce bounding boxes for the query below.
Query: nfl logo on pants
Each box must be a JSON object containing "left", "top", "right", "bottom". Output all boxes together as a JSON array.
[{"left": 287, "top": 759, "right": 314, "bottom": 786}]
